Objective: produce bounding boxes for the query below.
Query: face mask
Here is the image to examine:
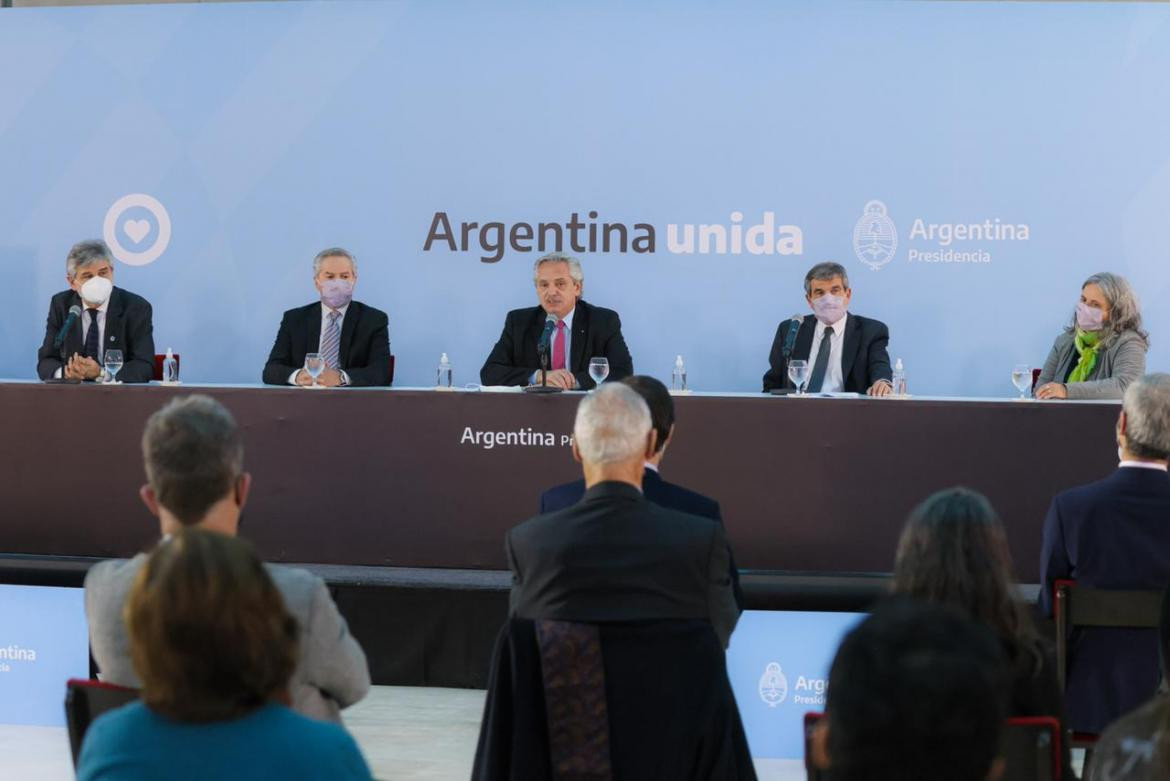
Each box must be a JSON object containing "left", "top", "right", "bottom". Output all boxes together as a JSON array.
[
  {"left": 1075, "top": 302, "right": 1105, "bottom": 331},
  {"left": 320, "top": 279, "right": 354, "bottom": 310},
  {"left": 80, "top": 276, "right": 113, "bottom": 307},
  {"left": 812, "top": 294, "right": 847, "bottom": 325}
]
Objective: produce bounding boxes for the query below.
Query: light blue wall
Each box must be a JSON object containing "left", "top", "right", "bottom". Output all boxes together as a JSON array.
[{"left": 2, "top": 0, "right": 1167, "bottom": 393}]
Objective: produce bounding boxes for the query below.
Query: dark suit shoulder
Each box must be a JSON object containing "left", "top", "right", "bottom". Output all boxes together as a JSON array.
[
  {"left": 654, "top": 479, "right": 721, "bottom": 520},
  {"left": 113, "top": 287, "right": 152, "bottom": 308},
  {"left": 577, "top": 300, "right": 622, "bottom": 323},
  {"left": 351, "top": 300, "right": 389, "bottom": 324},
  {"left": 282, "top": 302, "right": 322, "bottom": 321},
  {"left": 49, "top": 289, "right": 77, "bottom": 308},
  {"left": 849, "top": 313, "right": 888, "bottom": 333}
]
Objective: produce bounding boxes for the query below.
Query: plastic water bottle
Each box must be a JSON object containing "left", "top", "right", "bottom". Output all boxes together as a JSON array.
[
  {"left": 437, "top": 352, "right": 453, "bottom": 388},
  {"left": 672, "top": 355, "right": 687, "bottom": 391},
  {"left": 162, "top": 347, "right": 179, "bottom": 384},
  {"left": 891, "top": 358, "right": 906, "bottom": 397}
]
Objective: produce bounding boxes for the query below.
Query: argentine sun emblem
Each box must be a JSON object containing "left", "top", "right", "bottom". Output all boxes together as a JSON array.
[
  {"left": 852, "top": 200, "right": 897, "bottom": 270},
  {"left": 758, "top": 662, "right": 788, "bottom": 707}
]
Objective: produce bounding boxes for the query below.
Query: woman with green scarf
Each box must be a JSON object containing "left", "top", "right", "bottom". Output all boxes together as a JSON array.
[{"left": 1035, "top": 272, "right": 1149, "bottom": 400}]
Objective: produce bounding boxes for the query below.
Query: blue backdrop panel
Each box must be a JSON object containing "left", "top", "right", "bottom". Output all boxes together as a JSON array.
[{"left": 1, "top": 1, "right": 1168, "bottom": 393}]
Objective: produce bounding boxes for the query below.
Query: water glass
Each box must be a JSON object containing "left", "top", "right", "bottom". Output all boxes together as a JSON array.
[
  {"left": 1011, "top": 364, "right": 1032, "bottom": 399},
  {"left": 103, "top": 349, "right": 123, "bottom": 384},
  {"left": 787, "top": 359, "right": 809, "bottom": 394},
  {"left": 304, "top": 353, "right": 325, "bottom": 387},
  {"left": 588, "top": 357, "right": 609, "bottom": 387}
]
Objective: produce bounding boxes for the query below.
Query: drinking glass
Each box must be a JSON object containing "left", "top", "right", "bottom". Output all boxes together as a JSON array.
[
  {"left": 304, "top": 353, "right": 325, "bottom": 387},
  {"left": 787, "top": 359, "right": 809, "bottom": 394},
  {"left": 103, "top": 349, "right": 123, "bottom": 384},
  {"left": 588, "top": 357, "right": 609, "bottom": 387},
  {"left": 1011, "top": 364, "right": 1032, "bottom": 399}
]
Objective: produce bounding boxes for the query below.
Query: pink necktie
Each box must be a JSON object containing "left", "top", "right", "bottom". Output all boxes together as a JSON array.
[{"left": 552, "top": 321, "right": 566, "bottom": 370}]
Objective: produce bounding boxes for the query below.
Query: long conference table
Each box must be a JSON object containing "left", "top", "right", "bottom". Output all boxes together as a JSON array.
[{"left": 1, "top": 379, "right": 1120, "bottom": 583}]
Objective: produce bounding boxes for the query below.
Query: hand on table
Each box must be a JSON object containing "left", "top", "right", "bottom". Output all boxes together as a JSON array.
[
  {"left": 65, "top": 353, "right": 102, "bottom": 381},
  {"left": 535, "top": 370, "right": 576, "bottom": 390},
  {"left": 867, "top": 379, "right": 893, "bottom": 397},
  {"left": 316, "top": 369, "right": 343, "bottom": 387},
  {"left": 1034, "top": 382, "right": 1067, "bottom": 400}
]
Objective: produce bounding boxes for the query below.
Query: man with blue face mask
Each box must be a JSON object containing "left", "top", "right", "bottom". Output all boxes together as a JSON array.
[
  {"left": 262, "top": 248, "right": 391, "bottom": 387},
  {"left": 763, "top": 261, "right": 893, "bottom": 396},
  {"left": 36, "top": 240, "right": 156, "bottom": 383}
]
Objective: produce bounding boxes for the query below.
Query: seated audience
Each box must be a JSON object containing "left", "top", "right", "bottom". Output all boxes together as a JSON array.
[
  {"left": 507, "top": 382, "right": 738, "bottom": 647},
  {"left": 893, "top": 487, "right": 1073, "bottom": 778},
  {"left": 1035, "top": 272, "right": 1147, "bottom": 400},
  {"left": 1086, "top": 583, "right": 1170, "bottom": 781},
  {"left": 1040, "top": 373, "right": 1170, "bottom": 733},
  {"left": 810, "top": 597, "right": 1008, "bottom": 781},
  {"left": 76, "top": 529, "right": 373, "bottom": 781},
  {"left": 85, "top": 395, "right": 369, "bottom": 722},
  {"left": 540, "top": 374, "right": 743, "bottom": 609}
]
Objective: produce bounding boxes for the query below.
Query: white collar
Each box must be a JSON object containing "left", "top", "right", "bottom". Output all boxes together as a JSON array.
[
  {"left": 80, "top": 294, "right": 111, "bottom": 314},
  {"left": 644, "top": 462, "right": 660, "bottom": 473},
  {"left": 1119, "top": 460, "right": 1169, "bottom": 472},
  {"left": 554, "top": 305, "right": 575, "bottom": 330},
  {"left": 321, "top": 301, "right": 350, "bottom": 319}
]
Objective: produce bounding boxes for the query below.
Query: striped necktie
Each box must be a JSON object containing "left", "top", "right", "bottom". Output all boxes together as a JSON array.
[{"left": 321, "top": 310, "right": 341, "bottom": 370}]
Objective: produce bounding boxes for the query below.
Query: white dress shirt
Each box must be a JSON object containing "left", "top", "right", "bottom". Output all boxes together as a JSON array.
[
  {"left": 530, "top": 307, "right": 575, "bottom": 385},
  {"left": 54, "top": 298, "right": 109, "bottom": 378},
  {"left": 288, "top": 302, "right": 351, "bottom": 385},
  {"left": 1119, "top": 460, "right": 1169, "bottom": 472},
  {"left": 808, "top": 311, "right": 847, "bottom": 393}
]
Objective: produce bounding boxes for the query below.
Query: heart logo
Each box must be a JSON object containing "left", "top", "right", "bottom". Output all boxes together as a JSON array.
[{"left": 123, "top": 219, "right": 151, "bottom": 244}]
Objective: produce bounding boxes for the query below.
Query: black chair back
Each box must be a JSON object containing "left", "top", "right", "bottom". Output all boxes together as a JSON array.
[{"left": 65, "top": 678, "right": 139, "bottom": 766}]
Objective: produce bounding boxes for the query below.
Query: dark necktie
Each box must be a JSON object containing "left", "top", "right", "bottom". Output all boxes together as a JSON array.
[
  {"left": 807, "top": 325, "right": 834, "bottom": 392},
  {"left": 83, "top": 308, "right": 101, "bottom": 360}
]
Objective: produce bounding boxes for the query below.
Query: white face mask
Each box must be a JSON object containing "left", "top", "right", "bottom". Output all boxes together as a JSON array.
[
  {"left": 812, "top": 294, "right": 847, "bottom": 325},
  {"left": 80, "top": 276, "right": 113, "bottom": 307}
]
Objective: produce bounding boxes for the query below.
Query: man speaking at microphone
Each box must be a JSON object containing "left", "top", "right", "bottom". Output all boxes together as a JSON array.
[
  {"left": 480, "top": 252, "right": 633, "bottom": 389},
  {"left": 763, "top": 261, "right": 893, "bottom": 396},
  {"left": 36, "top": 240, "right": 156, "bottom": 382}
]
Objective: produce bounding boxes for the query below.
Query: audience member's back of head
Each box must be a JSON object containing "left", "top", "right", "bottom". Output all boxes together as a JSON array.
[
  {"left": 141, "top": 395, "right": 243, "bottom": 524},
  {"left": 1122, "top": 373, "right": 1170, "bottom": 460},
  {"left": 573, "top": 382, "right": 652, "bottom": 465},
  {"left": 893, "top": 487, "right": 1037, "bottom": 658},
  {"left": 822, "top": 597, "right": 1007, "bottom": 781},
  {"left": 127, "top": 528, "right": 298, "bottom": 722},
  {"left": 620, "top": 375, "right": 673, "bottom": 454}
]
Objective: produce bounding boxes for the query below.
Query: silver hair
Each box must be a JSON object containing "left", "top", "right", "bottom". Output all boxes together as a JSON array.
[
  {"left": 313, "top": 247, "right": 358, "bottom": 276},
  {"left": 1122, "top": 373, "right": 1170, "bottom": 460},
  {"left": 533, "top": 252, "right": 584, "bottom": 288},
  {"left": 66, "top": 240, "right": 112, "bottom": 280},
  {"left": 1068, "top": 272, "right": 1148, "bottom": 347},
  {"left": 804, "top": 262, "right": 850, "bottom": 296},
  {"left": 573, "top": 383, "right": 652, "bottom": 465}
]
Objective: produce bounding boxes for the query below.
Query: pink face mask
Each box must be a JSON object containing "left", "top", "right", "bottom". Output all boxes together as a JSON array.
[
  {"left": 812, "top": 294, "right": 847, "bottom": 325},
  {"left": 1075, "top": 301, "right": 1105, "bottom": 331},
  {"left": 320, "top": 279, "right": 354, "bottom": 310}
]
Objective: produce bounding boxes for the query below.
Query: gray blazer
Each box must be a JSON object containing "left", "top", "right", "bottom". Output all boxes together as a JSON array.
[
  {"left": 85, "top": 554, "right": 371, "bottom": 723},
  {"left": 1035, "top": 329, "right": 1148, "bottom": 400}
]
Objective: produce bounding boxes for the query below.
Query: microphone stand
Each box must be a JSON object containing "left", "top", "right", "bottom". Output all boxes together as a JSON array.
[
  {"left": 523, "top": 341, "right": 563, "bottom": 394},
  {"left": 770, "top": 317, "right": 801, "bottom": 396},
  {"left": 44, "top": 324, "right": 82, "bottom": 385}
]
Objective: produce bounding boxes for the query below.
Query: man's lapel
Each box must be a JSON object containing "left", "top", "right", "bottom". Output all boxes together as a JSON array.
[
  {"left": 840, "top": 315, "right": 862, "bottom": 381},
  {"left": 339, "top": 302, "right": 360, "bottom": 367},
  {"left": 569, "top": 301, "right": 588, "bottom": 373}
]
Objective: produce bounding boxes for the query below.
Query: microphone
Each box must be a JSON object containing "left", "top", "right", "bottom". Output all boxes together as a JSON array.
[
  {"left": 781, "top": 314, "right": 803, "bottom": 359},
  {"left": 54, "top": 305, "right": 82, "bottom": 349},
  {"left": 537, "top": 313, "right": 558, "bottom": 355}
]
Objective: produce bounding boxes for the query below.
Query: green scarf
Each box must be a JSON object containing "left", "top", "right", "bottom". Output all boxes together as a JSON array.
[{"left": 1068, "top": 328, "right": 1101, "bottom": 383}]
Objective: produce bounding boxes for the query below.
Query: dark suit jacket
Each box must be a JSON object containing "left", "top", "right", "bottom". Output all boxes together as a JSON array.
[
  {"left": 540, "top": 467, "right": 744, "bottom": 610},
  {"left": 36, "top": 287, "right": 155, "bottom": 383},
  {"left": 262, "top": 300, "right": 391, "bottom": 387},
  {"left": 507, "top": 481, "right": 739, "bottom": 647},
  {"left": 762, "top": 313, "right": 892, "bottom": 393},
  {"left": 479, "top": 300, "right": 633, "bottom": 389},
  {"left": 1039, "top": 466, "right": 1170, "bottom": 733}
]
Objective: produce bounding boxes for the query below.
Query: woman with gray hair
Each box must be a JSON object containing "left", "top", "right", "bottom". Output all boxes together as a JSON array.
[{"left": 1035, "top": 272, "right": 1148, "bottom": 400}]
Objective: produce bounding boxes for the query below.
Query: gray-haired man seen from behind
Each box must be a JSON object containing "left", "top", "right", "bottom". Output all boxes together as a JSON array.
[
  {"left": 1039, "top": 373, "right": 1170, "bottom": 734},
  {"left": 36, "top": 240, "right": 155, "bottom": 382},
  {"left": 84, "top": 395, "right": 371, "bottom": 722},
  {"left": 506, "top": 383, "right": 739, "bottom": 646}
]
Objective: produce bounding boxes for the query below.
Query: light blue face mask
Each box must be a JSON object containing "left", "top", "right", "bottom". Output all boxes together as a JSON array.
[
  {"left": 1075, "top": 301, "right": 1105, "bottom": 331},
  {"left": 320, "top": 278, "right": 354, "bottom": 310},
  {"left": 812, "top": 294, "right": 847, "bottom": 325}
]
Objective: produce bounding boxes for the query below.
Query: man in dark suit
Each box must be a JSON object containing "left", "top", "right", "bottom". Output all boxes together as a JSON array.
[
  {"left": 480, "top": 252, "right": 632, "bottom": 390},
  {"left": 263, "top": 247, "right": 391, "bottom": 387},
  {"left": 540, "top": 374, "right": 744, "bottom": 609},
  {"left": 1039, "top": 372, "right": 1170, "bottom": 733},
  {"left": 508, "top": 382, "right": 739, "bottom": 647},
  {"left": 37, "top": 240, "right": 155, "bottom": 383},
  {"left": 762, "top": 261, "right": 893, "bottom": 395}
]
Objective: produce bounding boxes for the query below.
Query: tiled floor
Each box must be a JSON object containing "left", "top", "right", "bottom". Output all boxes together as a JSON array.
[{"left": 0, "top": 685, "right": 807, "bottom": 781}]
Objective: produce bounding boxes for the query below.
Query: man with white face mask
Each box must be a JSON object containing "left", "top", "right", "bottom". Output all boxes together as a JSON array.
[
  {"left": 36, "top": 240, "right": 156, "bottom": 382},
  {"left": 262, "top": 248, "right": 391, "bottom": 387},
  {"left": 763, "top": 261, "right": 893, "bottom": 396}
]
